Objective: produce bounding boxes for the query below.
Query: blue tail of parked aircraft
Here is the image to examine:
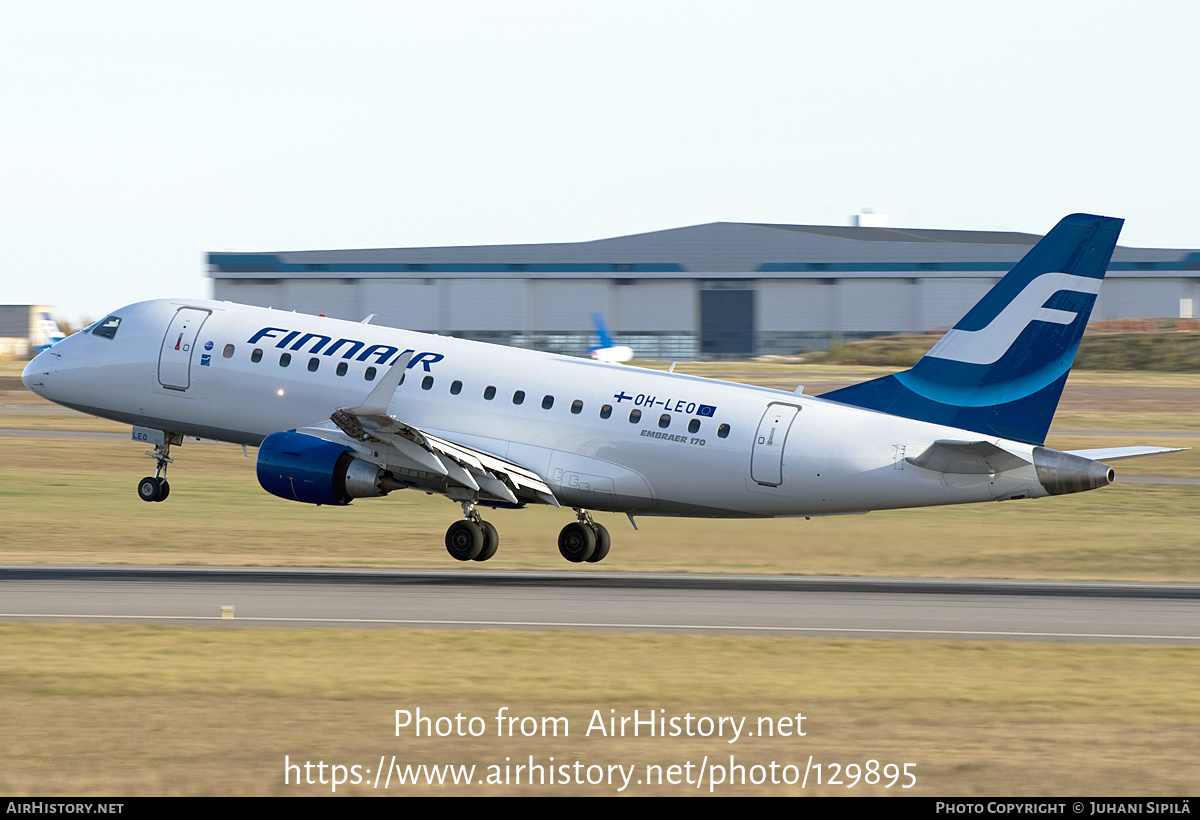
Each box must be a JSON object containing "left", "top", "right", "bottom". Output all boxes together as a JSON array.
[
  {"left": 589, "top": 312, "right": 634, "bottom": 363},
  {"left": 591, "top": 312, "right": 616, "bottom": 350},
  {"left": 821, "top": 213, "right": 1123, "bottom": 445}
]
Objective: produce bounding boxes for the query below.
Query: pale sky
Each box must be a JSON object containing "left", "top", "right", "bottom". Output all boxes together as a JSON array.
[{"left": 4, "top": 1, "right": 1198, "bottom": 324}]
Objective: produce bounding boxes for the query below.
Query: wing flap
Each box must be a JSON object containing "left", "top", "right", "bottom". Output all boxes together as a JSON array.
[{"left": 329, "top": 359, "right": 558, "bottom": 507}]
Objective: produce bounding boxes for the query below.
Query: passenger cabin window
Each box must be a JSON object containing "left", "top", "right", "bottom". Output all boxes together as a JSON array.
[
  {"left": 659, "top": 414, "right": 671, "bottom": 429},
  {"left": 688, "top": 418, "right": 700, "bottom": 434},
  {"left": 484, "top": 386, "right": 496, "bottom": 400},
  {"left": 92, "top": 316, "right": 121, "bottom": 340},
  {"left": 279, "top": 353, "right": 292, "bottom": 367},
  {"left": 600, "top": 404, "right": 612, "bottom": 419},
  {"left": 336, "top": 362, "right": 348, "bottom": 377},
  {"left": 307, "top": 357, "right": 319, "bottom": 372},
  {"left": 570, "top": 400, "right": 583, "bottom": 414},
  {"left": 629, "top": 409, "right": 641, "bottom": 423},
  {"left": 513, "top": 390, "right": 525, "bottom": 405},
  {"left": 450, "top": 380, "right": 462, "bottom": 395},
  {"left": 222, "top": 344, "right": 235, "bottom": 358},
  {"left": 251, "top": 348, "right": 263, "bottom": 363},
  {"left": 365, "top": 366, "right": 377, "bottom": 381},
  {"left": 422, "top": 376, "right": 434, "bottom": 390},
  {"left": 717, "top": 423, "right": 730, "bottom": 438},
  {"left": 541, "top": 395, "right": 554, "bottom": 410}
]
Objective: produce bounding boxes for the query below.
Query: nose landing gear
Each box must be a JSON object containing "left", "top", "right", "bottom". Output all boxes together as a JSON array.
[
  {"left": 137, "top": 433, "right": 181, "bottom": 503},
  {"left": 137, "top": 476, "right": 170, "bottom": 502}
]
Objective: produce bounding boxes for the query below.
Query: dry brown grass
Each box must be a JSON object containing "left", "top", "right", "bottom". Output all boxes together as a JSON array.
[{"left": 1, "top": 625, "right": 1196, "bottom": 796}]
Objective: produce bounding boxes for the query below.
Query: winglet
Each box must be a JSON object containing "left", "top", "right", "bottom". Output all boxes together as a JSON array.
[{"left": 347, "top": 352, "right": 412, "bottom": 417}]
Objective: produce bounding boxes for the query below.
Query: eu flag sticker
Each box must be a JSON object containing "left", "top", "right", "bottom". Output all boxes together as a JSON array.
[{"left": 697, "top": 404, "right": 716, "bottom": 417}]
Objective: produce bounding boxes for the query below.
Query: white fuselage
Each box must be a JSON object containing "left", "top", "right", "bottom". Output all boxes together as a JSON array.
[{"left": 24, "top": 298, "right": 1051, "bottom": 517}]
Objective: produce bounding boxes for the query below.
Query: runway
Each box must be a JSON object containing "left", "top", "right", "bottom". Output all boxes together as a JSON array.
[{"left": 2, "top": 565, "right": 1198, "bottom": 644}]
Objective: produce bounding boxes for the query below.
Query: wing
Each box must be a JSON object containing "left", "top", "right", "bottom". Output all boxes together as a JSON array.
[{"left": 317, "top": 355, "right": 558, "bottom": 508}]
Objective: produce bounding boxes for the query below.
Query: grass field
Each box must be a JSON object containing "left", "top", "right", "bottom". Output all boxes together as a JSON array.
[
  {"left": 1, "top": 362, "right": 1197, "bottom": 796},
  {"left": 787, "top": 328, "right": 1200, "bottom": 372},
  {"left": 2, "top": 625, "right": 1197, "bottom": 796}
]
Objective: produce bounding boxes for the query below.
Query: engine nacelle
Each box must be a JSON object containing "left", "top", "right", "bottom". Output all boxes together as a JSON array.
[
  {"left": 257, "top": 431, "right": 401, "bottom": 505},
  {"left": 1032, "top": 446, "right": 1115, "bottom": 496}
]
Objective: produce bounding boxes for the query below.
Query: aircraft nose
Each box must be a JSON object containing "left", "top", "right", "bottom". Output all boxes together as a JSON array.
[{"left": 21, "top": 352, "right": 49, "bottom": 394}]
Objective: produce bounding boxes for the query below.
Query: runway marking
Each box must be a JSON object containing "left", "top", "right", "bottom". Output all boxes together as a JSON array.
[{"left": 3, "top": 612, "right": 1198, "bottom": 642}]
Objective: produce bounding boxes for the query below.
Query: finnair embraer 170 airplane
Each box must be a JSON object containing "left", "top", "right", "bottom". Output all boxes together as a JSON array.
[{"left": 22, "top": 214, "right": 1181, "bottom": 563}]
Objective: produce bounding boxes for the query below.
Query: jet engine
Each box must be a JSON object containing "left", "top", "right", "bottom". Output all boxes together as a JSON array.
[
  {"left": 256, "top": 431, "right": 404, "bottom": 505},
  {"left": 1032, "top": 447, "right": 1115, "bottom": 496}
]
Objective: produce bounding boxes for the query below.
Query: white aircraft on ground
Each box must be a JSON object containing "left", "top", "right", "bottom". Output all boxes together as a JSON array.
[
  {"left": 22, "top": 214, "right": 1181, "bottom": 563},
  {"left": 35, "top": 312, "right": 65, "bottom": 352},
  {"left": 588, "top": 312, "right": 635, "bottom": 363}
]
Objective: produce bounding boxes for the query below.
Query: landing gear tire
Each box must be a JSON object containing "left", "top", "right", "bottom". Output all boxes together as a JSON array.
[
  {"left": 586, "top": 523, "right": 610, "bottom": 563},
  {"left": 558, "top": 522, "right": 596, "bottom": 563},
  {"left": 474, "top": 521, "right": 499, "bottom": 562},
  {"left": 138, "top": 476, "right": 169, "bottom": 502},
  {"left": 446, "top": 520, "right": 484, "bottom": 561}
]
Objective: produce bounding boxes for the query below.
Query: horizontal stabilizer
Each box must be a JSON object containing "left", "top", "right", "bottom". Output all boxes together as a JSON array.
[
  {"left": 906, "top": 440, "right": 1031, "bottom": 475},
  {"left": 1065, "top": 446, "right": 1187, "bottom": 462}
]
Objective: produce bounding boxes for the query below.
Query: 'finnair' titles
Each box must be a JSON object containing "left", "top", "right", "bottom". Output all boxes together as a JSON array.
[{"left": 21, "top": 214, "right": 1182, "bottom": 563}]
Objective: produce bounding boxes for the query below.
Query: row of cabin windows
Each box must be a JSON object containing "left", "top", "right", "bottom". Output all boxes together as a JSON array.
[
  {"left": 232, "top": 343, "right": 732, "bottom": 438},
  {"left": 420, "top": 375, "right": 731, "bottom": 438},
  {"left": 242, "top": 345, "right": 382, "bottom": 381}
]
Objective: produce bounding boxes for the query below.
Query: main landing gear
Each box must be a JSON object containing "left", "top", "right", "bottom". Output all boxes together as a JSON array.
[
  {"left": 137, "top": 433, "right": 180, "bottom": 503},
  {"left": 557, "top": 508, "right": 610, "bottom": 563},
  {"left": 445, "top": 501, "right": 500, "bottom": 562},
  {"left": 443, "top": 503, "right": 611, "bottom": 563}
]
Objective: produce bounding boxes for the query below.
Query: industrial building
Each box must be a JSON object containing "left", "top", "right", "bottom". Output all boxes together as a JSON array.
[
  {"left": 208, "top": 221, "right": 1200, "bottom": 360},
  {"left": 0, "top": 305, "right": 58, "bottom": 359}
]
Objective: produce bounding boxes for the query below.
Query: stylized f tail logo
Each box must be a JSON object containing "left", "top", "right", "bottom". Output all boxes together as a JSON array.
[{"left": 924, "top": 272, "right": 1101, "bottom": 366}]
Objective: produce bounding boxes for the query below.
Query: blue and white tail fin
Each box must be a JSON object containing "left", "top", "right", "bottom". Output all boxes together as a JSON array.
[{"left": 821, "top": 213, "right": 1123, "bottom": 445}]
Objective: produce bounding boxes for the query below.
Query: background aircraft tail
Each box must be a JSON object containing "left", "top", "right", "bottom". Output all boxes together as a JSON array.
[
  {"left": 821, "top": 213, "right": 1123, "bottom": 445},
  {"left": 36, "top": 312, "right": 65, "bottom": 352},
  {"left": 589, "top": 312, "right": 634, "bottom": 362}
]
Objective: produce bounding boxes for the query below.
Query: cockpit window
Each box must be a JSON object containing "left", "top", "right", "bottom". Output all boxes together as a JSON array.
[{"left": 91, "top": 316, "right": 121, "bottom": 340}]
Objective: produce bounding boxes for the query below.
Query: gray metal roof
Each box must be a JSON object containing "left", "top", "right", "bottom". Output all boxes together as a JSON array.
[
  {"left": 208, "top": 220, "right": 1200, "bottom": 278},
  {"left": 745, "top": 222, "right": 1042, "bottom": 245}
]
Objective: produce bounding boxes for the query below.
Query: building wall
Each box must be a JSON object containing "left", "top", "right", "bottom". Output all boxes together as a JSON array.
[
  {"left": 211, "top": 271, "right": 1200, "bottom": 359},
  {"left": 0, "top": 305, "right": 55, "bottom": 359},
  {"left": 208, "top": 222, "right": 1200, "bottom": 359}
]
